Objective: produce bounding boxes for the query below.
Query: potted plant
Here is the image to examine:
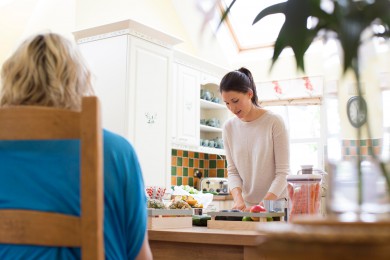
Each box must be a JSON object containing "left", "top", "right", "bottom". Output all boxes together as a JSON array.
[{"left": 216, "top": 0, "right": 390, "bottom": 217}]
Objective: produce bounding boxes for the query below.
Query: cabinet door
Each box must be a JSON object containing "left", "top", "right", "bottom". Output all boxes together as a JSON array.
[
  {"left": 128, "top": 37, "right": 172, "bottom": 187},
  {"left": 174, "top": 64, "right": 200, "bottom": 146},
  {"left": 78, "top": 35, "right": 129, "bottom": 137}
]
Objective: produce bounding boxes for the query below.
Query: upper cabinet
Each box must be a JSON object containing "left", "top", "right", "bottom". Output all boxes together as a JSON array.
[
  {"left": 74, "top": 19, "right": 182, "bottom": 188},
  {"left": 172, "top": 51, "right": 230, "bottom": 155},
  {"left": 172, "top": 63, "right": 200, "bottom": 147}
]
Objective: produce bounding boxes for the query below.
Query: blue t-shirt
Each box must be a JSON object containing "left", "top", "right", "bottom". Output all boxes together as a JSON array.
[{"left": 0, "top": 130, "right": 147, "bottom": 259}]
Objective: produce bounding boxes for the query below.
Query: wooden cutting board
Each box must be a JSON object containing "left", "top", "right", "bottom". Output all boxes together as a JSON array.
[{"left": 207, "top": 211, "right": 285, "bottom": 230}]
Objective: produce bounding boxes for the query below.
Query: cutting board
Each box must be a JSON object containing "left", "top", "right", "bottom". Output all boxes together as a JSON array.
[{"left": 207, "top": 211, "right": 285, "bottom": 230}]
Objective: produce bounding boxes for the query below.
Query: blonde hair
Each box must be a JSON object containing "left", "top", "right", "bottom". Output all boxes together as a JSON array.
[{"left": 0, "top": 33, "right": 93, "bottom": 110}]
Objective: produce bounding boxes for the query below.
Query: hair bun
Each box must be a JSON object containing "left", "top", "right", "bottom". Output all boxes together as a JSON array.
[{"left": 237, "top": 67, "right": 253, "bottom": 82}]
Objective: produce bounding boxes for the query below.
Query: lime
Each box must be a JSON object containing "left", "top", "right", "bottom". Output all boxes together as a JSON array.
[
  {"left": 242, "top": 216, "right": 253, "bottom": 221},
  {"left": 266, "top": 217, "right": 273, "bottom": 222}
]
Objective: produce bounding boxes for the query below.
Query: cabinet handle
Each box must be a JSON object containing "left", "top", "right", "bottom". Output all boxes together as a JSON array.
[
  {"left": 145, "top": 112, "right": 157, "bottom": 124},
  {"left": 185, "top": 102, "right": 192, "bottom": 110}
]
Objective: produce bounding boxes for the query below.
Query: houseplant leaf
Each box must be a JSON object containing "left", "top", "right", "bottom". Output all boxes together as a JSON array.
[{"left": 252, "top": 0, "right": 323, "bottom": 72}]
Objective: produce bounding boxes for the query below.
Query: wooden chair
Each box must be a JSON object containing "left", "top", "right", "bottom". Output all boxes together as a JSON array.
[{"left": 0, "top": 96, "right": 104, "bottom": 259}]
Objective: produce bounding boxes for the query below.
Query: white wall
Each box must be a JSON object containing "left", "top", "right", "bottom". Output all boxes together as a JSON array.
[
  {"left": 0, "top": 0, "right": 75, "bottom": 66},
  {"left": 0, "top": 0, "right": 230, "bottom": 71},
  {"left": 75, "top": 0, "right": 230, "bottom": 69}
]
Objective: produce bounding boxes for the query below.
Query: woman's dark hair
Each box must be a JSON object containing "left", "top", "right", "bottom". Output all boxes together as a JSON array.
[{"left": 219, "top": 67, "right": 259, "bottom": 106}]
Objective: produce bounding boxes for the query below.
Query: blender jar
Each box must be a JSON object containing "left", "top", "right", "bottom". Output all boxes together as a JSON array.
[{"left": 287, "top": 172, "right": 322, "bottom": 221}]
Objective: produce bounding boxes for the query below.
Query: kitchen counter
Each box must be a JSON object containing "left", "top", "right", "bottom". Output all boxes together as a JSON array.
[
  {"left": 148, "top": 217, "right": 390, "bottom": 259},
  {"left": 148, "top": 226, "right": 266, "bottom": 260}
]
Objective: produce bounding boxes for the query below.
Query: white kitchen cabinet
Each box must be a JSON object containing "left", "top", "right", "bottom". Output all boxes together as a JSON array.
[
  {"left": 199, "top": 82, "right": 230, "bottom": 155},
  {"left": 77, "top": 35, "right": 128, "bottom": 137},
  {"left": 74, "top": 19, "right": 181, "bottom": 187},
  {"left": 172, "top": 51, "right": 230, "bottom": 155},
  {"left": 172, "top": 63, "right": 200, "bottom": 147}
]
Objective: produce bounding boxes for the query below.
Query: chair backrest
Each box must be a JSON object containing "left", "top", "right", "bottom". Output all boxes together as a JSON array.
[{"left": 0, "top": 96, "right": 104, "bottom": 259}]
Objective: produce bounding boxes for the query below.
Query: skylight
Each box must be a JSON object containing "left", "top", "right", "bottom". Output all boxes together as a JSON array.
[{"left": 221, "top": 0, "right": 286, "bottom": 51}]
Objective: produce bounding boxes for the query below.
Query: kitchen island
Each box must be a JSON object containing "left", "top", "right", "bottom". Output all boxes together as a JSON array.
[
  {"left": 148, "top": 218, "right": 390, "bottom": 259},
  {"left": 148, "top": 226, "right": 266, "bottom": 260}
]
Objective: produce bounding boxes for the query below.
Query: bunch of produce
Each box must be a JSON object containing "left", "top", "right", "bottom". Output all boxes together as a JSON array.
[
  {"left": 147, "top": 198, "right": 166, "bottom": 209},
  {"left": 287, "top": 182, "right": 321, "bottom": 220},
  {"left": 169, "top": 200, "right": 192, "bottom": 209},
  {"left": 173, "top": 195, "right": 203, "bottom": 208}
]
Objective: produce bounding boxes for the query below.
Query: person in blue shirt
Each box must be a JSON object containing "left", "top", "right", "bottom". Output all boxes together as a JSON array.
[{"left": 0, "top": 32, "right": 152, "bottom": 260}]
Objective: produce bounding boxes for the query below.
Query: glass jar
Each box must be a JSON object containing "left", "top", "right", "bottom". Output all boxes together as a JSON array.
[{"left": 287, "top": 172, "right": 322, "bottom": 221}]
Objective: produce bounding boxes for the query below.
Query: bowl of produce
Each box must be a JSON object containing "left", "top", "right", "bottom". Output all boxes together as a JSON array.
[{"left": 169, "top": 200, "right": 192, "bottom": 210}]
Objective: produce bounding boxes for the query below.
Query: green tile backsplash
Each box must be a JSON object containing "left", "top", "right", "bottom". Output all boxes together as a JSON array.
[{"left": 171, "top": 149, "right": 227, "bottom": 187}]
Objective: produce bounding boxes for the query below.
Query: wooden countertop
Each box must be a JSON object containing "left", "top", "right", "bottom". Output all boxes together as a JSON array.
[{"left": 148, "top": 226, "right": 261, "bottom": 246}]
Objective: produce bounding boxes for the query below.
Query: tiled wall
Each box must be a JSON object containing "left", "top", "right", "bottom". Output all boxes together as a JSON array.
[
  {"left": 171, "top": 149, "right": 227, "bottom": 187},
  {"left": 342, "top": 139, "right": 382, "bottom": 160}
]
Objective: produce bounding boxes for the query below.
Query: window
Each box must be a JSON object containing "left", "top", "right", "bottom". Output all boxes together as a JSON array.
[
  {"left": 266, "top": 105, "right": 324, "bottom": 175},
  {"left": 220, "top": 0, "right": 286, "bottom": 51},
  {"left": 257, "top": 76, "right": 325, "bottom": 174}
]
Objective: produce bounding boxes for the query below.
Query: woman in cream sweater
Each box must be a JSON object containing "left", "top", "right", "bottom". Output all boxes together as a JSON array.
[{"left": 220, "top": 67, "right": 290, "bottom": 211}]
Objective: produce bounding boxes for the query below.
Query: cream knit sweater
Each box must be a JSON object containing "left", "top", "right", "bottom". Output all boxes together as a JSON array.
[{"left": 223, "top": 111, "right": 289, "bottom": 205}]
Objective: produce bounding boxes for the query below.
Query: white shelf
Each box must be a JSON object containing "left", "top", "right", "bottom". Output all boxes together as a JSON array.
[
  {"left": 200, "top": 124, "right": 223, "bottom": 133},
  {"left": 198, "top": 146, "right": 225, "bottom": 156},
  {"left": 171, "top": 142, "right": 226, "bottom": 156},
  {"left": 200, "top": 99, "right": 226, "bottom": 109}
]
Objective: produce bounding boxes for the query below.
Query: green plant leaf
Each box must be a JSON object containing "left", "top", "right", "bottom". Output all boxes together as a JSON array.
[
  {"left": 327, "top": 0, "right": 390, "bottom": 73},
  {"left": 365, "top": 0, "right": 390, "bottom": 26},
  {"left": 252, "top": 0, "right": 320, "bottom": 71},
  {"left": 252, "top": 2, "right": 286, "bottom": 25},
  {"left": 217, "top": 0, "right": 390, "bottom": 74},
  {"left": 216, "top": 0, "right": 236, "bottom": 31}
]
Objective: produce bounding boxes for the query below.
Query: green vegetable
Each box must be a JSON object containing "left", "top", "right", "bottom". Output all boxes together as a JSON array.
[
  {"left": 180, "top": 185, "right": 200, "bottom": 194},
  {"left": 242, "top": 216, "right": 253, "bottom": 222},
  {"left": 267, "top": 217, "right": 273, "bottom": 222},
  {"left": 192, "top": 215, "right": 211, "bottom": 226}
]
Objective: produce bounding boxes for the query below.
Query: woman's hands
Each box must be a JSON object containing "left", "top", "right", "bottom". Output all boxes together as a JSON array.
[
  {"left": 231, "top": 187, "right": 250, "bottom": 211},
  {"left": 232, "top": 198, "right": 246, "bottom": 211},
  {"left": 230, "top": 189, "right": 278, "bottom": 211}
]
